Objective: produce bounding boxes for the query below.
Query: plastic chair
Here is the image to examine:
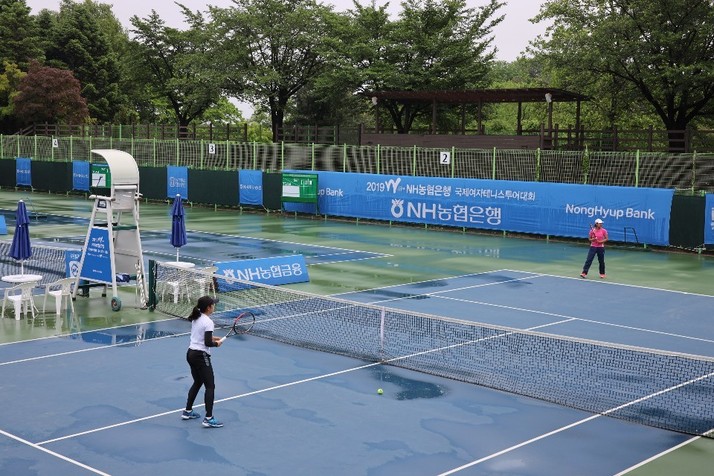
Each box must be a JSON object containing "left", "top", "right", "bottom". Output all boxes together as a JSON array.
[
  {"left": 194, "top": 266, "right": 218, "bottom": 298},
  {"left": 43, "top": 277, "right": 76, "bottom": 316},
  {"left": 2, "top": 282, "right": 38, "bottom": 320},
  {"left": 160, "top": 268, "right": 192, "bottom": 303}
]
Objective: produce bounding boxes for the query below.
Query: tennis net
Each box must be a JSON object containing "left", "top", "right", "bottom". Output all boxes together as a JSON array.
[
  {"left": 151, "top": 260, "right": 714, "bottom": 438},
  {"left": 0, "top": 241, "right": 71, "bottom": 285}
]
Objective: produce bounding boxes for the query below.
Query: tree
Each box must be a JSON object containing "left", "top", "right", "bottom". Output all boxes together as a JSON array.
[
  {"left": 532, "top": 0, "right": 714, "bottom": 150},
  {"left": 0, "top": 0, "right": 44, "bottom": 68},
  {"left": 211, "top": 0, "right": 338, "bottom": 140},
  {"left": 44, "top": 0, "right": 125, "bottom": 122},
  {"left": 333, "top": 0, "right": 504, "bottom": 133},
  {"left": 0, "top": 61, "right": 26, "bottom": 132},
  {"left": 129, "top": 8, "right": 223, "bottom": 131},
  {"left": 12, "top": 60, "right": 89, "bottom": 124}
]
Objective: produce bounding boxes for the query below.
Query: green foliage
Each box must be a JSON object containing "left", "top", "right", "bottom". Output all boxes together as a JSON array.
[
  {"left": 0, "top": 0, "right": 44, "bottom": 68},
  {"left": 44, "top": 0, "right": 126, "bottom": 122},
  {"left": 129, "top": 8, "right": 224, "bottom": 129},
  {"left": 327, "top": 0, "right": 505, "bottom": 133},
  {"left": 12, "top": 60, "right": 89, "bottom": 124},
  {"left": 199, "top": 98, "right": 245, "bottom": 125},
  {"left": 532, "top": 0, "right": 714, "bottom": 139},
  {"left": 210, "top": 0, "right": 339, "bottom": 137},
  {"left": 0, "top": 61, "right": 25, "bottom": 124}
]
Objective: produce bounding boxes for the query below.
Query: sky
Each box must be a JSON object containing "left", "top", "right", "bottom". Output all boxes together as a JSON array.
[{"left": 26, "top": 0, "right": 549, "bottom": 62}]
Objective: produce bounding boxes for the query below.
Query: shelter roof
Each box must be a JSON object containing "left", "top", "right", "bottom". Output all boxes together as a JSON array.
[{"left": 369, "top": 88, "right": 588, "bottom": 104}]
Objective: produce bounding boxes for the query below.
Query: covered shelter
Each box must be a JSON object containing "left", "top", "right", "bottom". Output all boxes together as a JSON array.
[{"left": 363, "top": 88, "right": 589, "bottom": 149}]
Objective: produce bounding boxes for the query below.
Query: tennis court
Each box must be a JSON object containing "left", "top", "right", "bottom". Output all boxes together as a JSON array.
[{"left": 1, "top": 189, "right": 713, "bottom": 475}]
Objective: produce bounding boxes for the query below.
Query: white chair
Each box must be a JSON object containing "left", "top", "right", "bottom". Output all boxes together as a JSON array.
[
  {"left": 194, "top": 266, "right": 218, "bottom": 298},
  {"left": 2, "top": 282, "right": 38, "bottom": 320},
  {"left": 43, "top": 277, "right": 76, "bottom": 316},
  {"left": 159, "top": 268, "right": 192, "bottom": 303}
]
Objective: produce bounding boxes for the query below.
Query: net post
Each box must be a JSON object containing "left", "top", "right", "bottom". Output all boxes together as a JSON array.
[
  {"left": 379, "top": 307, "right": 385, "bottom": 361},
  {"left": 147, "top": 259, "right": 157, "bottom": 311}
]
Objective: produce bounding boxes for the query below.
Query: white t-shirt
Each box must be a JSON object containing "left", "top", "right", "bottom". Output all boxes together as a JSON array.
[{"left": 189, "top": 314, "right": 215, "bottom": 353}]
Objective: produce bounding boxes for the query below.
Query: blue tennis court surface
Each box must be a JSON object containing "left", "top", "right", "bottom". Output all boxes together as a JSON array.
[
  {"left": 49, "top": 229, "right": 387, "bottom": 266},
  {"left": 1, "top": 270, "right": 711, "bottom": 475}
]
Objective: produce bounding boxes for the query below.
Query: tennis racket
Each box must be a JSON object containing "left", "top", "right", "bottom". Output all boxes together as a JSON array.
[{"left": 219, "top": 311, "right": 256, "bottom": 343}]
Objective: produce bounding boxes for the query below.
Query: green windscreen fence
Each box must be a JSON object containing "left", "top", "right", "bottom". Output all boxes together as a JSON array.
[{"left": 670, "top": 194, "right": 705, "bottom": 249}]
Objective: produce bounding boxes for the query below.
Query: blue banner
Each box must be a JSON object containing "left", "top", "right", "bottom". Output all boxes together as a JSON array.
[
  {"left": 16, "top": 158, "right": 31, "bottom": 186},
  {"left": 167, "top": 166, "right": 188, "bottom": 199},
  {"left": 80, "top": 227, "right": 112, "bottom": 283},
  {"left": 284, "top": 172, "right": 674, "bottom": 246},
  {"left": 706, "top": 194, "right": 714, "bottom": 245},
  {"left": 215, "top": 255, "right": 309, "bottom": 286},
  {"left": 0, "top": 215, "right": 6, "bottom": 235},
  {"left": 65, "top": 250, "right": 82, "bottom": 277},
  {"left": 239, "top": 170, "right": 263, "bottom": 205},
  {"left": 73, "top": 161, "right": 90, "bottom": 191}
]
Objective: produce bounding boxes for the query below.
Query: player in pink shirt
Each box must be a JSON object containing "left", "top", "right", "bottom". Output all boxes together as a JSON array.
[{"left": 580, "top": 218, "right": 608, "bottom": 278}]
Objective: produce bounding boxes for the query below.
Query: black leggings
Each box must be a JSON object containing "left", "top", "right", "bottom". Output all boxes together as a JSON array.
[{"left": 186, "top": 349, "right": 215, "bottom": 417}]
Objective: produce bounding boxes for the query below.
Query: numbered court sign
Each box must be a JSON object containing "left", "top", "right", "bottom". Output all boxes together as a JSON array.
[
  {"left": 440, "top": 151, "right": 451, "bottom": 165},
  {"left": 208, "top": 143, "right": 216, "bottom": 155}
]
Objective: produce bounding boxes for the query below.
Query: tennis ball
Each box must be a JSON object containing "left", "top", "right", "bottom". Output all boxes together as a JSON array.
[{"left": 377, "top": 388, "right": 383, "bottom": 395}]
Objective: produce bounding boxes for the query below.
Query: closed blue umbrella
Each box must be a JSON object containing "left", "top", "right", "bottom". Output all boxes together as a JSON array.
[
  {"left": 171, "top": 194, "right": 187, "bottom": 261},
  {"left": 9, "top": 200, "right": 32, "bottom": 275}
]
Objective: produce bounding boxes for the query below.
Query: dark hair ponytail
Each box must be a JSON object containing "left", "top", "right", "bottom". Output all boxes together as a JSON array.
[
  {"left": 188, "top": 295, "right": 217, "bottom": 321},
  {"left": 188, "top": 306, "right": 201, "bottom": 321}
]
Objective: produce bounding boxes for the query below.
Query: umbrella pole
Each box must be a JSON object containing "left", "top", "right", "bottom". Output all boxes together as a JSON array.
[
  {"left": 21, "top": 261, "right": 24, "bottom": 275},
  {"left": 176, "top": 248, "right": 179, "bottom": 262}
]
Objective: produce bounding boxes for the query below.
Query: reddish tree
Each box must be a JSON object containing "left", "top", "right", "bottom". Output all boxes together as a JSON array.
[{"left": 12, "top": 61, "right": 89, "bottom": 125}]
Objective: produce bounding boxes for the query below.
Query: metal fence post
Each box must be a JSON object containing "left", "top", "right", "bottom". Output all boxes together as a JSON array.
[
  {"left": 451, "top": 146, "right": 455, "bottom": 178},
  {"left": 691, "top": 150, "right": 697, "bottom": 193},
  {"left": 412, "top": 145, "right": 417, "bottom": 176},
  {"left": 376, "top": 144, "right": 381, "bottom": 174},
  {"left": 491, "top": 147, "right": 496, "bottom": 180}
]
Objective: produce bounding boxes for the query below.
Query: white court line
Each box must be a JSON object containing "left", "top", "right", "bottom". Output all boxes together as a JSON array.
[
  {"left": 0, "top": 332, "right": 186, "bottom": 367},
  {"left": 434, "top": 294, "right": 714, "bottom": 346},
  {"left": 613, "top": 435, "right": 703, "bottom": 476},
  {"left": 36, "top": 317, "right": 574, "bottom": 446},
  {"left": 439, "top": 369, "right": 714, "bottom": 475},
  {"left": 360, "top": 272, "right": 714, "bottom": 347},
  {"left": 187, "top": 228, "right": 385, "bottom": 255},
  {"left": 504, "top": 268, "right": 714, "bottom": 299},
  {"left": 332, "top": 269, "right": 531, "bottom": 297},
  {"left": 37, "top": 361, "right": 380, "bottom": 445},
  {"left": 0, "top": 428, "right": 109, "bottom": 476},
  {"left": 0, "top": 317, "right": 180, "bottom": 348}
]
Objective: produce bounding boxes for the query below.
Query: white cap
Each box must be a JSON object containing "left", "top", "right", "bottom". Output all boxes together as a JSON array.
[{"left": 594, "top": 219, "right": 603, "bottom": 224}]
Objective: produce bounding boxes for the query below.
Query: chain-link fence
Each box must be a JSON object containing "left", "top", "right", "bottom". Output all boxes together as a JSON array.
[{"left": 1, "top": 135, "right": 712, "bottom": 193}]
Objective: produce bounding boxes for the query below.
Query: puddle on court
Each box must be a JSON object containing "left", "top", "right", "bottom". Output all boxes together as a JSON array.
[{"left": 372, "top": 366, "right": 447, "bottom": 400}]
